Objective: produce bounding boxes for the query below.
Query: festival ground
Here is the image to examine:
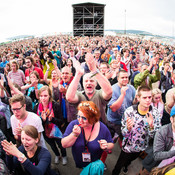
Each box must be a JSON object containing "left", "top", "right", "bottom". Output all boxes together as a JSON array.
[{"left": 49, "top": 142, "right": 142, "bottom": 175}]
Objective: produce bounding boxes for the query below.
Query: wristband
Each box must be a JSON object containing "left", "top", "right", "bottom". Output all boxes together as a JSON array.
[
  {"left": 46, "top": 69, "right": 49, "bottom": 71},
  {"left": 90, "top": 69, "right": 100, "bottom": 78},
  {"left": 72, "top": 132, "right": 79, "bottom": 137}
]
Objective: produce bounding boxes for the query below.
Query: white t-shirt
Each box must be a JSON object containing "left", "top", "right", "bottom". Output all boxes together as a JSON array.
[{"left": 11, "top": 112, "right": 47, "bottom": 149}]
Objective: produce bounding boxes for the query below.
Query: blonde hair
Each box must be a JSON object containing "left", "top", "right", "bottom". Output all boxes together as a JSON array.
[
  {"left": 152, "top": 88, "right": 163, "bottom": 103},
  {"left": 38, "top": 85, "right": 53, "bottom": 102}
]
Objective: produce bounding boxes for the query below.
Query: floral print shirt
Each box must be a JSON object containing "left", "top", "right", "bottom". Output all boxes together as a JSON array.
[{"left": 122, "top": 105, "right": 161, "bottom": 153}]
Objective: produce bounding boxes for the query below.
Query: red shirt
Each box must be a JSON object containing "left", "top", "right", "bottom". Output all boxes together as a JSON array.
[{"left": 25, "top": 67, "right": 44, "bottom": 79}]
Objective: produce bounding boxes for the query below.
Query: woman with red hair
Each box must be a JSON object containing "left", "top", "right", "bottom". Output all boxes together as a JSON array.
[{"left": 61, "top": 101, "right": 114, "bottom": 170}]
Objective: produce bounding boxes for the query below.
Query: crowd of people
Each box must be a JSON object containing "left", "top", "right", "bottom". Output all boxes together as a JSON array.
[{"left": 0, "top": 34, "right": 175, "bottom": 174}]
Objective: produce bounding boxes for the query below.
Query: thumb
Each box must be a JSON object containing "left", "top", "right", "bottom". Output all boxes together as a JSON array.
[{"left": 98, "top": 140, "right": 101, "bottom": 144}]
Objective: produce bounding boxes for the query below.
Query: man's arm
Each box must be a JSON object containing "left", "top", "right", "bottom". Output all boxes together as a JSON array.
[
  {"left": 153, "top": 127, "right": 175, "bottom": 161},
  {"left": 86, "top": 53, "right": 112, "bottom": 100},
  {"left": 150, "top": 68, "right": 161, "bottom": 83},
  {"left": 6, "top": 76, "right": 23, "bottom": 95},
  {"left": 66, "top": 61, "right": 84, "bottom": 103},
  {"left": 60, "top": 44, "right": 69, "bottom": 59},
  {"left": 165, "top": 88, "right": 175, "bottom": 113},
  {"left": 110, "top": 86, "right": 128, "bottom": 112},
  {"left": 0, "top": 78, "right": 5, "bottom": 98}
]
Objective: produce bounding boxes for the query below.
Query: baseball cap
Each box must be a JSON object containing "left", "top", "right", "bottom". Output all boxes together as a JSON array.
[{"left": 170, "top": 106, "right": 175, "bottom": 117}]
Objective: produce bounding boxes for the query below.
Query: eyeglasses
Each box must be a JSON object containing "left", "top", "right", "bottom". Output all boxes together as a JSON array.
[
  {"left": 77, "top": 115, "right": 87, "bottom": 121},
  {"left": 11, "top": 105, "right": 24, "bottom": 112},
  {"left": 25, "top": 61, "right": 31, "bottom": 64}
]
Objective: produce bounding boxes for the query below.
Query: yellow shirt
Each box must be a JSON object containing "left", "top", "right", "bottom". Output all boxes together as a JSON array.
[
  {"left": 165, "top": 167, "right": 175, "bottom": 175},
  {"left": 138, "top": 108, "right": 149, "bottom": 115}
]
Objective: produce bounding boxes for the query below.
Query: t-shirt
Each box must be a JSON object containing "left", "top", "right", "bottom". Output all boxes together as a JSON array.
[
  {"left": 25, "top": 67, "right": 44, "bottom": 80},
  {"left": 76, "top": 90, "right": 109, "bottom": 124},
  {"left": 11, "top": 112, "right": 47, "bottom": 149},
  {"left": 8, "top": 70, "right": 25, "bottom": 87},
  {"left": 63, "top": 120, "right": 113, "bottom": 168},
  {"left": 107, "top": 84, "right": 136, "bottom": 125}
]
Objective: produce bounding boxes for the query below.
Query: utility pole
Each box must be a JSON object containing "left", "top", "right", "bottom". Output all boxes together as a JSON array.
[
  {"left": 173, "top": 19, "right": 174, "bottom": 38},
  {"left": 124, "top": 9, "right": 126, "bottom": 34}
]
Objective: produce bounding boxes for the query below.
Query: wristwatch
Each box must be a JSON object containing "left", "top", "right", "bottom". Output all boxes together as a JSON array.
[{"left": 18, "top": 154, "right": 25, "bottom": 162}]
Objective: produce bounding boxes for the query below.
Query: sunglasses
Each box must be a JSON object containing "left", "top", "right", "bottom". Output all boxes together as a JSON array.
[{"left": 77, "top": 115, "right": 87, "bottom": 121}]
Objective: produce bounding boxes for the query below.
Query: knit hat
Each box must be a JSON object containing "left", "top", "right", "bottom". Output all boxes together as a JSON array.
[{"left": 170, "top": 106, "right": 175, "bottom": 117}]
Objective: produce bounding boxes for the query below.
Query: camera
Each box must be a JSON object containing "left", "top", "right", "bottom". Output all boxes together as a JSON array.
[{"left": 48, "top": 59, "right": 52, "bottom": 64}]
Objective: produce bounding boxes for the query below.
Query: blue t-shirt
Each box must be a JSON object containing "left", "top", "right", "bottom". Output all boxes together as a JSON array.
[
  {"left": 27, "top": 84, "right": 43, "bottom": 109},
  {"left": 0, "top": 60, "right": 9, "bottom": 68},
  {"left": 51, "top": 50, "right": 61, "bottom": 66},
  {"left": 63, "top": 120, "right": 113, "bottom": 168},
  {"left": 107, "top": 84, "right": 136, "bottom": 125}
]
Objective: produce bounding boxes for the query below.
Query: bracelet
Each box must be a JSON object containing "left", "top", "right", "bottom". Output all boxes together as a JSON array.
[
  {"left": 90, "top": 69, "right": 100, "bottom": 78},
  {"left": 72, "top": 132, "right": 79, "bottom": 137}
]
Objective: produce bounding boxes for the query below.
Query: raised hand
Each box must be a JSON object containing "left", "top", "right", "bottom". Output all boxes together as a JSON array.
[
  {"left": 146, "top": 112, "right": 154, "bottom": 129},
  {"left": 105, "top": 70, "right": 113, "bottom": 79},
  {"left": 59, "top": 85, "right": 67, "bottom": 94},
  {"left": 48, "top": 110, "right": 54, "bottom": 121},
  {"left": 72, "top": 124, "right": 81, "bottom": 136},
  {"left": 52, "top": 59, "right": 57, "bottom": 68},
  {"left": 74, "top": 60, "right": 84, "bottom": 76},
  {"left": 1, "top": 140, "right": 19, "bottom": 156},
  {"left": 0, "top": 76, "right": 4, "bottom": 87},
  {"left": 85, "top": 53, "right": 97, "bottom": 72},
  {"left": 41, "top": 111, "right": 47, "bottom": 121},
  {"left": 98, "top": 139, "right": 108, "bottom": 150},
  {"left": 126, "top": 116, "right": 134, "bottom": 131},
  {"left": 121, "top": 86, "right": 128, "bottom": 96}
]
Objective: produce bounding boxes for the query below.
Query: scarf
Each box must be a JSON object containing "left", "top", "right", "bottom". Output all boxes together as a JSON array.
[{"left": 37, "top": 102, "right": 62, "bottom": 138}]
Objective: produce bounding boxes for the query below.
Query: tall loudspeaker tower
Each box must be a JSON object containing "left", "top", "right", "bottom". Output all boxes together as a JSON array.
[{"left": 72, "top": 2, "right": 105, "bottom": 36}]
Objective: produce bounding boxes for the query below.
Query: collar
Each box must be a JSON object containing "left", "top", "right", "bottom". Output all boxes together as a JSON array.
[{"left": 133, "top": 104, "right": 153, "bottom": 116}]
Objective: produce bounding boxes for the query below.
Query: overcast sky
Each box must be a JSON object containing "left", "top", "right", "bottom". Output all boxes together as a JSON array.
[{"left": 0, "top": 0, "right": 175, "bottom": 41}]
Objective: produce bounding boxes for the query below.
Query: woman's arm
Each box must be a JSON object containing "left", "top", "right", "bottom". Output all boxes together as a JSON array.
[
  {"left": 98, "top": 140, "right": 114, "bottom": 150},
  {"left": 61, "top": 123, "right": 81, "bottom": 148},
  {"left": 22, "top": 150, "right": 51, "bottom": 175},
  {"left": 6, "top": 76, "right": 23, "bottom": 95}
]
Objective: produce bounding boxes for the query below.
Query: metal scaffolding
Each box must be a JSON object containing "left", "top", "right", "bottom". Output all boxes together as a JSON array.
[{"left": 72, "top": 2, "right": 105, "bottom": 36}]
